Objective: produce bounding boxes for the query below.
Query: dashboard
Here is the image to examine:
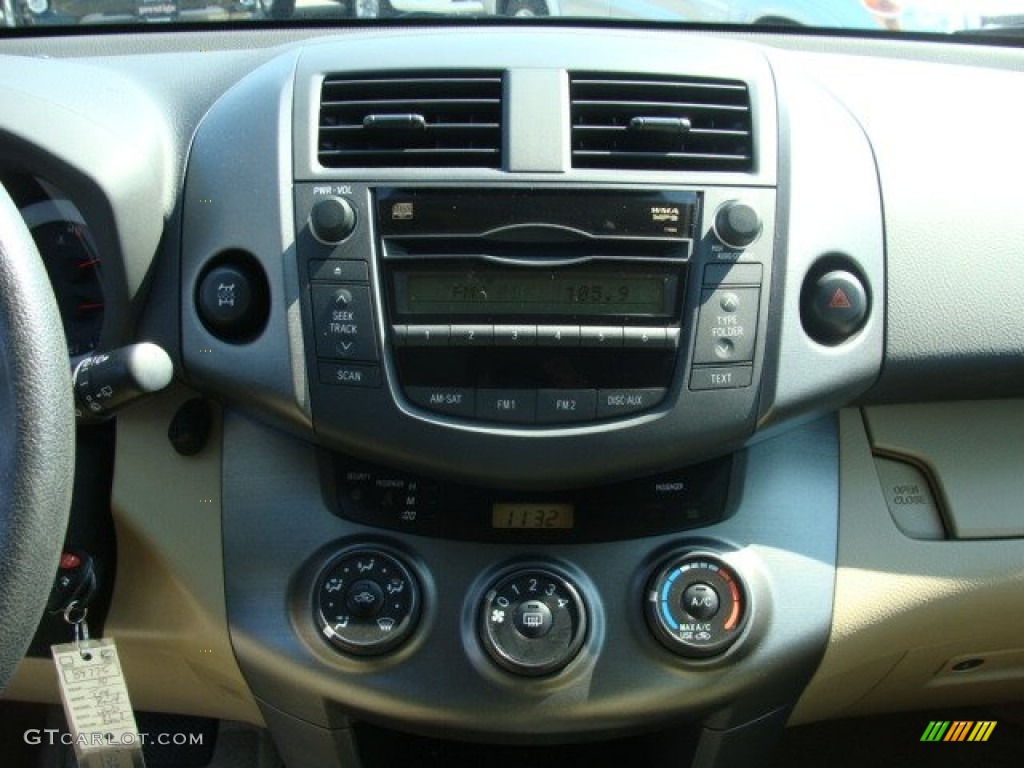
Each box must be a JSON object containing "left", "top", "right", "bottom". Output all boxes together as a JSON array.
[{"left": 2, "top": 19, "right": 1024, "bottom": 768}]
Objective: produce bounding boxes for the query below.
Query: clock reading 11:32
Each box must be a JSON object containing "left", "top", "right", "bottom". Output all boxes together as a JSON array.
[{"left": 492, "top": 503, "right": 575, "bottom": 530}]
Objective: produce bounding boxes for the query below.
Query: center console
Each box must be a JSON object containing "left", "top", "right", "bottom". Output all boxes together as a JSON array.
[{"left": 179, "top": 29, "right": 885, "bottom": 768}]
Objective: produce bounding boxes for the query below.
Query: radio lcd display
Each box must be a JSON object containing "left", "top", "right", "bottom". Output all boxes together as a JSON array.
[{"left": 395, "top": 269, "right": 675, "bottom": 318}]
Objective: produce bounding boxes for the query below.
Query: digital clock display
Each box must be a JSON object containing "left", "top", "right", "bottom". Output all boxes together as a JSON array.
[
  {"left": 396, "top": 270, "right": 673, "bottom": 317},
  {"left": 492, "top": 503, "right": 575, "bottom": 530}
]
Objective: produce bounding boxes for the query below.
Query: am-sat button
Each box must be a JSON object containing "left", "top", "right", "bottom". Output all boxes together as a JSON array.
[
  {"left": 405, "top": 386, "right": 475, "bottom": 418},
  {"left": 596, "top": 388, "right": 667, "bottom": 419}
]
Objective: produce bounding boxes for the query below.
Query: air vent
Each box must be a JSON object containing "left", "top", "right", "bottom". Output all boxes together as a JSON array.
[
  {"left": 570, "top": 74, "right": 753, "bottom": 172},
  {"left": 318, "top": 72, "right": 503, "bottom": 169}
]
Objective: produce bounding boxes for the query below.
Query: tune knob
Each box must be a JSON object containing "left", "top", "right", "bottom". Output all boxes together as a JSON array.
[
  {"left": 713, "top": 202, "right": 761, "bottom": 249},
  {"left": 309, "top": 196, "right": 357, "bottom": 244}
]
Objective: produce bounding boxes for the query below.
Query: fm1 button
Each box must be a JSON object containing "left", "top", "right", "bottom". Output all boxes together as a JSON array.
[
  {"left": 682, "top": 583, "right": 719, "bottom": 621},
  {"left": 801, "top": 268, "right": 869, "bottom": 345},
  {"left": 515, "top": 600, "right": 553, "bottom": 639}
]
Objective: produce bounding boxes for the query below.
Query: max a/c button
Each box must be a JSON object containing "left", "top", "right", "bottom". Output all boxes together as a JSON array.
[
  {"left": 596, "top": 388, "right": 666, "bottom": 419},
  {"left": 690, "top": 365, "right": 753, "bottom": 391}
]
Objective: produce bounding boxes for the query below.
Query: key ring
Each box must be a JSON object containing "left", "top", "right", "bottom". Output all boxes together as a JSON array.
[{"left": 63, "top": 600, "right": 91, "bottom": 659}]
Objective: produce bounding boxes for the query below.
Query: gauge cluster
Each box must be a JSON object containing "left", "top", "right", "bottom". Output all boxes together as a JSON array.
[{"left": 2, "top": 173, "right": 105, "bottom": 358}]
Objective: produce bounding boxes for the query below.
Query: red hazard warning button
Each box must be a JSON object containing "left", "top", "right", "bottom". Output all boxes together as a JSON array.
[{"left": 801, "top": 268, "right": 869, "bottom": 345}]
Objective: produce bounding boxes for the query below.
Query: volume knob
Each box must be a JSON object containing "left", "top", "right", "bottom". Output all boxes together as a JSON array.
[
  {"left": 310, "top": 197, "right": 357, "bottom": 245},
  {"left": 714, "top": 202, "right": 761, "bottom": 249}
]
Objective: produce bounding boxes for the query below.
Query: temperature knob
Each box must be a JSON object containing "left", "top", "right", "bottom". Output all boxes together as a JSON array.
[
  {"left": 480, "top": 568, "right": 586, "bottom": 676},
  {"left": 315, "top": 549, "right": 420, "bottom": 656},
  {"left": 714, "top": 202, "right": 761, "bottom": 249},
  {"left": 646, "top": 552, "right": 748, "bottom": 658},
  {"left": 309, "top": 197, "right": 357, "bottom": 245}
]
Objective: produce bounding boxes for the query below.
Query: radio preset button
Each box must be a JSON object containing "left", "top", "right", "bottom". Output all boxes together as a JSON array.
[
  {"left": 622, "top": 327, "right": 668, "bottom": 348},
  {"left": 536, "top": 390, "right": 597, "bottom": 424},
  {"left": 406, "top": 325, "right": 451, "bottom": 346},
  {"left": 596, "top": 388, "right": 667, "bottom": 419},
  {"left": 450, "top": 325, "right": 494, "bottom": 346},
  {"left": 312, "top": 284, "right": 378, "bottom": 362},
  {"left": 693, "top": 288, "right": 759, "bottom": 365},
  {"left": 477, "top": 390, "right": 537, "bottom": 424},
  {"left": 406, "top": 386, "right": 476, "bottom": 418},
  {"left": 537, "top": 325, "right": 581, "bottom": 347},
  {"left": 494, "top": 325, "right": 537, "bottom": 346},
  {"left": 579, "top": 326, "right": 624, "bottom": 347}
]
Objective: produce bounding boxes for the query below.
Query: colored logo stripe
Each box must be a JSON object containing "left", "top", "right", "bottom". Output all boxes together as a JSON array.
[
  {"left": 944, "top": 721, "right": 973, "bottom": 741},
  {"left": 968, "top": 721, "right": 997, "bottom": 742},
  {"left": 922, "top": 720, "right": 997, "bottom": 742}
]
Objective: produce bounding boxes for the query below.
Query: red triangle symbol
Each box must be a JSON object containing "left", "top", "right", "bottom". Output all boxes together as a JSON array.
[{"left": 828, "top": 287, "right": 852, "bottom": 309}]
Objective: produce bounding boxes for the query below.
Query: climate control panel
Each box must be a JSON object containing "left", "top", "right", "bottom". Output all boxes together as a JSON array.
[{"left": 312, "top": 544, "right": 751, "bottom": 669}]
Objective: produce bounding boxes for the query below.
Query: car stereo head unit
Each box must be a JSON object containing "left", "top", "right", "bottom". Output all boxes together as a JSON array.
[
  {"left": 373, "top": 188, "right": 697, "bottom": 425},
  {"left": 295, "top": 182, "right": 771, "bottom": 449}
]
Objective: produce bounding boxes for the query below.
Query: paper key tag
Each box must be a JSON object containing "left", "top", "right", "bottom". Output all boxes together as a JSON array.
[{"left": 52, "top": 638, "right": 147, "bottom": 768}]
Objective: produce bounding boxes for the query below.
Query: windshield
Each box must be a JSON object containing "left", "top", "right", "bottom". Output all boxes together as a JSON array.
[{"left": 3, "top": 0, "right": 1024, "bottom": 32}]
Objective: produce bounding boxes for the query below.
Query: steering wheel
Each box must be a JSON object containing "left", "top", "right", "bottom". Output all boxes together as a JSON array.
[{"left": 0, "top": 181, "right": 74, "bottom": 690}]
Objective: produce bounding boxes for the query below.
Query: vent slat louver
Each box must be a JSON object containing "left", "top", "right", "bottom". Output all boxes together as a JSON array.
[
  {"left": 570, "top": 74, "right": 753, "bottom": 172},
  {"left": 318, "top": 72, "right": 503, "bottom": 169}
]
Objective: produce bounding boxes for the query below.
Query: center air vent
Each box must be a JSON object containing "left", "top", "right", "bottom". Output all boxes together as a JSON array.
[
  {"left": 318, "top": 72, "right": 503, "bottom": 169},
  {"left": 570, "top": 74, "right": 753, "bottom": 172}
]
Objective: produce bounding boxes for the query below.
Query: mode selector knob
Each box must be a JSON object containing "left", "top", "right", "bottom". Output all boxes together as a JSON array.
[
  {"left": 309, "top": 196, "right": 357, "bottom": 244},
  {"left": 714, "top": 202, "right": 761, "bottom": 249},
  {"left": 315, "top": 548, "right": 420, "bottom": 656}
]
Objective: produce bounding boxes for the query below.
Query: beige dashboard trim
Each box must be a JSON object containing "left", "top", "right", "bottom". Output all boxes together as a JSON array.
[
  {"left": 790, "top": 406, "right": 1024, "bottom": 724},
  {"left": 3, "top": 388, "right": 261, "bottom": 725}
]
